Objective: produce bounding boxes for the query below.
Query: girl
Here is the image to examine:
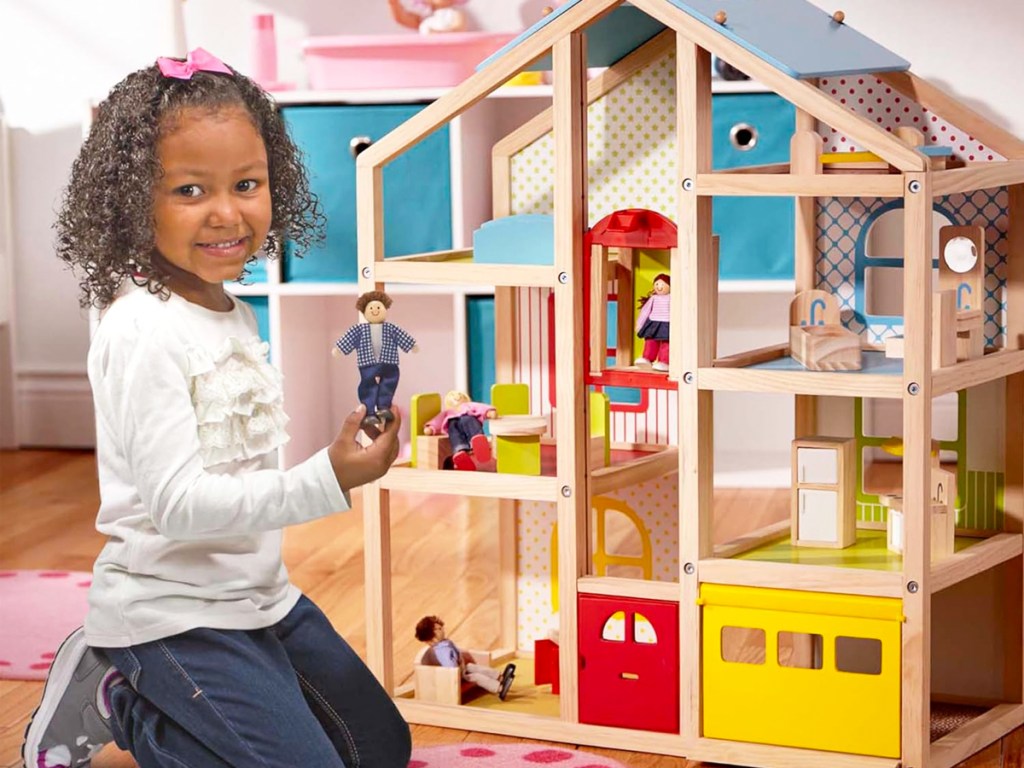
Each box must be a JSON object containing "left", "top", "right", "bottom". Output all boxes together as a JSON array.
[
  {"left": 23, "top": 49, "right": 411, "bottom": 768},
  {"left": 635, "top": 272, "right": 671, "bottom": 372}
]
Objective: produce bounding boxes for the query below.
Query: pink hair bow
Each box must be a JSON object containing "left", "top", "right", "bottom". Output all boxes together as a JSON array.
[{"left": 156, "top": 48, "right": 233, "bottom": 80}]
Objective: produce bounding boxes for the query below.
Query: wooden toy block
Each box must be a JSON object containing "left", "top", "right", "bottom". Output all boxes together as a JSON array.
[
  {"left": 933, "top": 289, "right": 958, "bottom": 368},
  {"left": 790, "top": 325, "right": 862, "bottom": 371},
  {"left": 411, "top": 392, "right": 443, "bottom": 468},
  {"left": 416, "top": 434, "right": 452, "bottom": 470},
  {"left": 931, "top": 504, "right": 956, "bottom": 561},
  {"left": 490, "top": 383, "right": 544, "bottom": 475},
  {"left": 413, "top": 647, "right": 493, "bottom": 705},
  {"left": 884, "top": 335, "right": 904, "bottom": 359},
  {"left": 956, "top": 309, "right": 985, "bottom": 360},
  {"left": 885, "top": 507, "right": 904, "bottom": 555},
  {"left": 489, "top": 416, "right": 547, "bottom": 475},
  {"left": 791, "top": 437, "right": 856, "bottom": 548}
]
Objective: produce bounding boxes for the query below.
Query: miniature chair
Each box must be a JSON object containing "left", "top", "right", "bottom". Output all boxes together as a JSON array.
[
  {"left": 413, "top": 645, "right": 493, "bottom": 705},
  {"left": 488, "top": 383, "right": 545, "bottom": 475},
  {"left": 411, "top": 392, "right": 452, "bottom": 469}
]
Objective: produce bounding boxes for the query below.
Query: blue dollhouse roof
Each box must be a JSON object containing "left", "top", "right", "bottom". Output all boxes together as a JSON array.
[{"left": 478, "top": 0, "right": 910, "bottom": 79}]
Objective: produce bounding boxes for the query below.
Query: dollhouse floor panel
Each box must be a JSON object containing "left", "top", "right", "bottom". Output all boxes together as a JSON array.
[
  {"left": 750, "top": 349, "right": 904, "bottom": 375},
  {"left": 735, "top": 529, "right": 975, "bottom": 570}
]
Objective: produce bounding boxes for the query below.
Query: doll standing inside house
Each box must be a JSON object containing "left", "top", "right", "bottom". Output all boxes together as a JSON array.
[
  {"left": 333, "top": 290, "right": 418, "bottom": 432},
  {"left": 387, "top": 0, "right": 469, "bottom": 33},
  {"left": 636, "top": 272, "right": 671, "bottom": 371},
  {"left": 415, "top": 616, "right": 515, "bottom": 700},
  {"left": 423, "top": 390, "right": 496, "bottom": 470}
]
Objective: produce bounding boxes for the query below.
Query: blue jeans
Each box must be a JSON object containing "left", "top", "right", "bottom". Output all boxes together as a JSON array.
[
  {"left": 103, "top": 595, "right": 410, "bottom": 767},
  {"left": 357, "top": 362, "right": 400, "bottom": 414},
  {"left": 446, "top": 414, "right": 484, "bottom": 453}
]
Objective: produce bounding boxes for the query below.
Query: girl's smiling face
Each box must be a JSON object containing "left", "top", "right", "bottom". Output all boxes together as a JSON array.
[
  {"left": 653, "top": 277, "right": 670, "bottom": 295},
  {"left": 152, "top": 105, "right": 271, "bottom": 309}
]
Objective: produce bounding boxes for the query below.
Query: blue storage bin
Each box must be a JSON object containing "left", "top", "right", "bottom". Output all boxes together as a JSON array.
[
  {"left": 466, "top": 295, "right": 495, "bottom": 405},
  {"left": 281, "top": 105, "right": 452, "bottom": 282},
  {"left": 711, "top": 93, "right": 796, "bottom": 280},
  {"left": 238, "top": 295, "right": 271, "bottom": 346}
]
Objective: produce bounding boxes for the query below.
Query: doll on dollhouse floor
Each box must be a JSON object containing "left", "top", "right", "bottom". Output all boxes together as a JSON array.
[
  {"left": 423, "top": 390, "right": 495, "bottom": 470},
  {"left": 636, "top": 272, "right": 670, "bottom": 372},
  {"left": 415, "top": 616, "right": 515, "bottom": 700}
]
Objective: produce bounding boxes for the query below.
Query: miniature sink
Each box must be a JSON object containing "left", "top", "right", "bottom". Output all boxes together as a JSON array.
[
  {"left": 302, "top": 32, "right": 515, "bottom": 90},
  {"left": 790, "top": 325, "right": 863, "bottom": 371}
]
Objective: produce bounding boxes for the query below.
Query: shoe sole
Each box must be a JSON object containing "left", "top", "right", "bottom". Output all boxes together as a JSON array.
[{"left": 21, "top": 628, "right": 88, "bottom": 768}]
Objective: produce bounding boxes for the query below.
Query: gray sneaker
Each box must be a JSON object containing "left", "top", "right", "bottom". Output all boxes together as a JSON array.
[{"left": 22, "top": 628, "right": 122, "bottom": 768}]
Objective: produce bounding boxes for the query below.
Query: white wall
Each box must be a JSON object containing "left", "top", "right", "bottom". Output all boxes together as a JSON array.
[{"left": 0, "top": 0, "right": 1021, "bottom": 446}]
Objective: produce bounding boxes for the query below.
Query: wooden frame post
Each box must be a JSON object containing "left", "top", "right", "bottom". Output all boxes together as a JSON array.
[
  {"left": 552, "top": 29, "right": 589, "bottom": 725},
  {"left": 792, "top": 115, "right": 821, "bottom": 437},
  {"left": 901, "top": 171, "right": 933, "bottom": 767},
  {"left": 676, "top": 33, "right": 714, "bottom": 744},
  {"left": 1006, "top": 184, "right": 1024, "bottom": 705}
]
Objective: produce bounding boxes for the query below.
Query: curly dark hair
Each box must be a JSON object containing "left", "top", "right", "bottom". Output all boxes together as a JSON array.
[
  {"left": 356, "top": 290, "right": 394, "bottom": 314},
  {"left": 56, "top": 58, "right": 325, "bottom": 309},
  {"left": 415, "top": 615, "right": 442, "bottom": 643}
]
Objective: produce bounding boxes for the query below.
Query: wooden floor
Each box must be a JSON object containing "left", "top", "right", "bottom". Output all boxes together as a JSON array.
[{"left": 0, "top": 450, "right": 1019, "bottom": 768}]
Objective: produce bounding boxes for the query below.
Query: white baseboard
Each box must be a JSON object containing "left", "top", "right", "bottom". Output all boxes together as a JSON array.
[
  {"left": 0, "top": 323, "right": 15, "bottom": 448},
  {"left": 16, "top": 369, "right": 95, "bottom": 448}
]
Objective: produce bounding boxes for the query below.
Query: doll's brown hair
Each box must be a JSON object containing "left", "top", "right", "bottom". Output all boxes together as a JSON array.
[
  {"left": 415, "top": 615, "right": 443, "bottom": 642},
  {"left": 356, "top": 291, "right": 394, "bottom": 314}
]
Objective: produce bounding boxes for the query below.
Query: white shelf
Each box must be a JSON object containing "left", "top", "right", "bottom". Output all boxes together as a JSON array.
[{"left": 227, "top": 282, "right": 496, "bottom": 297}]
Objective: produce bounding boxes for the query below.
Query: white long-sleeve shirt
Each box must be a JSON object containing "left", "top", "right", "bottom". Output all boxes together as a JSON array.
[{"left": 84, "top": 288, "right": 347, "bottom": 647}]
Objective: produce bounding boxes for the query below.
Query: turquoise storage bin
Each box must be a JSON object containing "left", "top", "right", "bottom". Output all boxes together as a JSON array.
[
  {"left": 281, "top": 105, "right": 452, "bottom": 282},
  {"left": 238, "top": 296, "right": 271, "bottom": 346},
  {"left": 466, "top": 295, "right": 495, "bottom": 405},
  {"left": 711, "top": 93, "right": 796, "bottom": 280}
]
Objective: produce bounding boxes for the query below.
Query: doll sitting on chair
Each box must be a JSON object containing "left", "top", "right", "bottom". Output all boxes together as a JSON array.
[
  {"left": 415, "top": 615, "right": 515, "bottom": 700},
  {"left": 423, "top": 390, "right": 495, "bottom": 470}
]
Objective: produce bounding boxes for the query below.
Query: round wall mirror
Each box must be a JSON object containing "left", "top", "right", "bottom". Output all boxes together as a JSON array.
[{"left": 943, "top": 236, "right": 978, "bottom": 274}]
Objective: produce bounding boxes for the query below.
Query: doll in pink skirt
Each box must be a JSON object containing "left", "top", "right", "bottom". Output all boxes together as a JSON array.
[{"left": 635, "top": 273, "right": 670, "bottom": 372}]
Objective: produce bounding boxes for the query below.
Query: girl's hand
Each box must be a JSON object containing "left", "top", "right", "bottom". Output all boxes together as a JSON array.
[{"left": 329, "top": 405, "right": 402, "bottom": 492}]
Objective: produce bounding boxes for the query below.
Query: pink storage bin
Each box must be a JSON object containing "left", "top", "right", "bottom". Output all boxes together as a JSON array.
[{"left": 302, "top": 32, "right": 514, "bottom": 90}]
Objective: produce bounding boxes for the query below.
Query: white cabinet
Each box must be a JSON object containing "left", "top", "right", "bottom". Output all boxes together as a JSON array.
[
  {"left": 797, "top": 489, "right": 839, "bottom": 542},
  {"left": 791, "top": 437, "right": 856, "bottom": 548},
  {"left": 796, "top": 448, "right": 837, "bottom": 485}
]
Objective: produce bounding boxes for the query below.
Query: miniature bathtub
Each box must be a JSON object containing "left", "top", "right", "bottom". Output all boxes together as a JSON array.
[{"left": 302, "top": 32, "right": 514, "bottom": 90}]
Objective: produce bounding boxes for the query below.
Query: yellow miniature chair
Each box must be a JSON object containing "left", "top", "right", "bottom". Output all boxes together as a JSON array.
[
  {"left": 590, "top": 390, "right": 611, "bottom": 469},
  {"left": 413, "top": 646, "right": 493, "bottom": 705},
  {"left": 488, "top": 383, "right": 545, "bottom": 475},
  {"left": 410, "top": 392, "right": 451, "bottom": 469}
]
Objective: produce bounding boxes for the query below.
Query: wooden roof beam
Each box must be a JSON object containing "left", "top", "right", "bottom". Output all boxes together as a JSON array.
[
  {"left": 876, "top": 70, "right": 1024, "bottom": 161},
  {"left": 628, "top": 0, "right": 926, "bottom": 172},
  {"left": 357, "top": 0, "right": 624, "bottom": 171}
]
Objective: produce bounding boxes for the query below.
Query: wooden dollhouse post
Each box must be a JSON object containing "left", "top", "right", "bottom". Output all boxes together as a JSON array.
[
  {"left": 1006, "top": 183, "right": 1024, "bottom": 704},
  {"left": 491, "top": 125, "right": 522, "bottom": 658},
  {"left": 675, "top": 32, "right": 713, "bottom": 744},
  {"left": 901, "top": 170, "right": 933, "bottom": 767},
  {"left": 552, "top": 28, "right": 589, "bottom": 725},
  {"left": 355, "top": 163, "right": 396, "bottom": 690},
  {"left": 791, "top": 124, "right": 821, "bottom": 436}
]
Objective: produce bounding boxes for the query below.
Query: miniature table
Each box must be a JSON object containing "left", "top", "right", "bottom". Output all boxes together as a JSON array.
[{"left": 487, "top": 415, "right": 547, "bottom": 475}]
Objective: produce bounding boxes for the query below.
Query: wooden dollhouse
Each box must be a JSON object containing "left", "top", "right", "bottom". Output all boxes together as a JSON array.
[{"left": 350, "top": 1, "right": 1023, "bottom": 766}]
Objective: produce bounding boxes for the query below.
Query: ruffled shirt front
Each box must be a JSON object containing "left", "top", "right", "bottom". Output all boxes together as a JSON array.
[{"left": 85, "top": 289, "right": 347, "bottom": 648}]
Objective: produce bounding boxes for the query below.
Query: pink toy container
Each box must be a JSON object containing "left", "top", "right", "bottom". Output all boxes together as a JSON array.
[{"left": 301, "top": 32, "right": 514, "bottom": 90}]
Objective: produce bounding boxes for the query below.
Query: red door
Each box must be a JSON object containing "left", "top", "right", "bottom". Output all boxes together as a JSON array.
[{"left": 578, "top": 594, "right": 679, "bottom": 733}]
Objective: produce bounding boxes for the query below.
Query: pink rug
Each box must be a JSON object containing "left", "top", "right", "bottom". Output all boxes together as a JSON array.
[
  {"left": 409, "top": 744, "right": 628, "bottom": 767},
  {"left": 0, "top": 570, "right": 91, "bottom": 680}
]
